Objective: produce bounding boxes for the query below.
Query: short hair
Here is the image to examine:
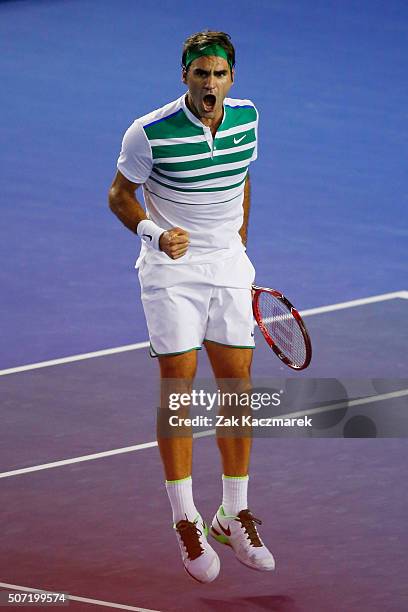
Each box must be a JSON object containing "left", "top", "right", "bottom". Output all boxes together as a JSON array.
[{"left": 181, "top": 30, "right": 236, "bottom": 72}]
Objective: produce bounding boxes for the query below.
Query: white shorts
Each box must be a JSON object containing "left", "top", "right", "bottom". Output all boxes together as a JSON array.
[{"left": 138, "top": 252, "right": 256, "bottom": 356}]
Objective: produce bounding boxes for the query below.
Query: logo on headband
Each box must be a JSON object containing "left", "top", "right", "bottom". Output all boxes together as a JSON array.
[{"left": 185, "top": 44, "right": 233, "bottom": 71}]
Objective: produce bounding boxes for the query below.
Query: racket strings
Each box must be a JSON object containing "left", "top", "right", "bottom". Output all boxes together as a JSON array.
[{"left": 258, "top": 293, "right": 306, "bottom": 367}]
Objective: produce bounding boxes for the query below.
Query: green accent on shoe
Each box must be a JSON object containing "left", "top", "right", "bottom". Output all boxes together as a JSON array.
[
  {"left": 210, "top": 528, "right": 231, "bottom": 546},
  {"left": 191, "top": 514, "right": 208, "bottom": 536},
  {"left": 219, "top": 505, "right": 239, "bottom": 520}
]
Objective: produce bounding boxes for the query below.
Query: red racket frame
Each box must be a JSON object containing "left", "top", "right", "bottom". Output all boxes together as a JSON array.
[{"left": 252, "top": 285, "right": 312, "bottom": 370}]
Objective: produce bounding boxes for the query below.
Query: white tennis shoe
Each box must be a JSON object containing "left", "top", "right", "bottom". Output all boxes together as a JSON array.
[
  {"left": 174, "top": 514, "right": 220, "bottom": 583},
  {"left": 210, "top": 506, "right": 275, "bottom": 571}
]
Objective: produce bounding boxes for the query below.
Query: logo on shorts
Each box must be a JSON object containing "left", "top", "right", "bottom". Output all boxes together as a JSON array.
[
  {"left": 233, "top": 134, "right": 246, "bottom": 145},
  {"left": 251, "top": 332, "right": 254, "bottom": 337},
  {"left": 143, "top": 234, "right": 152, "bottom": 241}
]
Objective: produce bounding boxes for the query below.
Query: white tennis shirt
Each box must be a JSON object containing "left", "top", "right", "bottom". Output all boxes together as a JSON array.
[{"left": 117, "top": 93, "right": 258, "bottom": 267}]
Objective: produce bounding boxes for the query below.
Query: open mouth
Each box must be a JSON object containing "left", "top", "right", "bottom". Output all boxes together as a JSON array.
[{"left": 202, "top": 94, "right": 216, "bottom": 112}]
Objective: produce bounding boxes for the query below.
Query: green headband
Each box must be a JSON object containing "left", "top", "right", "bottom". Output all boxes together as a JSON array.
[{"left": 184, "top": 44, "right": 233, "bottom": 70}]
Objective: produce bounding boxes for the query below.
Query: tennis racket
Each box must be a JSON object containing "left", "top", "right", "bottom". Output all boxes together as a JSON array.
[{"left": 252, "top": 285, "right": 312, "bottom": 370}]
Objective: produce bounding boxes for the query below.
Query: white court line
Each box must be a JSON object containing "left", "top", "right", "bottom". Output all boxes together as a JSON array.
[
  {"left": 0, "top": 290, "right": 406, "bottom": 377},
  {"left": 300, "top": 290, "right": 408, "bottom": 318},
  {"left": 0, "top": 341, "right": 150, "bottom": 377},
  {"left": 1, "top": 389, "right": 406, "bottom": 481},
  {"left": 279, "top": 388, "right": 408, "bottom": 419},
  {"left": 0, "top": 441, "right": 158, "bottom": 480},
  {"left": 0, "top": 582, "right": 161, "bottom": 612}
]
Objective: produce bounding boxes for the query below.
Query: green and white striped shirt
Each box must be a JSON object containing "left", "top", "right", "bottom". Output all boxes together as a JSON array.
[{"left": 117, "top": 94, "right": 258, "bottom": 266}]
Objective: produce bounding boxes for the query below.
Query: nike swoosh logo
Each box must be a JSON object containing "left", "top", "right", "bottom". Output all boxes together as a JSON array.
[
  {"left": 142, "top": 234, "right": 152, "bottom": 241},
  {"left": 216, "top": 516, "right": 231, "bottom": 536},
  {"left": 233, "top": 134, "right": 246, "bottom": 145}
]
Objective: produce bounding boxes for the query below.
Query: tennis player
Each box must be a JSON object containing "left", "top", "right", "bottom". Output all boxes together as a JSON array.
[{"left": 109, "top": 30, "right": 275, "bottom": 583}]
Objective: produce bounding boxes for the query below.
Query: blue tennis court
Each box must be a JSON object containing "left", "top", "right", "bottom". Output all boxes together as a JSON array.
[{"left": 1, "top": 1, "right": 407, "bottom": 610}]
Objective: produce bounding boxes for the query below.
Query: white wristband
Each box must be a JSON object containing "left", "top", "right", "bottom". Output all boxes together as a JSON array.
[{"left": 137, "top": 219, "right": 165, "bottom": 251}]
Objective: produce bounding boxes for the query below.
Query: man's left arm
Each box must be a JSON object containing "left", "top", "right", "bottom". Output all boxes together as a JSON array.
[{"left": 239, "top": 173, "right": 251, "bottom": 247}]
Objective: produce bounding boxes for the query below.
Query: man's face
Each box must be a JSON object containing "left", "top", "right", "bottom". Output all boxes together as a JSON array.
[{"left": 182, "top": 55, "right": 234, "bottom": 121}]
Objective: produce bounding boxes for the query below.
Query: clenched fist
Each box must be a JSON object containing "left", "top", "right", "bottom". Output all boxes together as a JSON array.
[{"left": 159, "top": 227, "right": 190, "bottom": 260}]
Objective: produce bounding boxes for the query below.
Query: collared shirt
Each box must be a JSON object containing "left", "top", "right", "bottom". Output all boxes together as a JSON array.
[{"left": 117, "top": 94, "right": 258, "bottom": 266}]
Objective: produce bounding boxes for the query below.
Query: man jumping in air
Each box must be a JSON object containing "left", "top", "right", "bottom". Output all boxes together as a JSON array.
[{"left": 109, "top": 30, "right": 275, "bottom": 583}]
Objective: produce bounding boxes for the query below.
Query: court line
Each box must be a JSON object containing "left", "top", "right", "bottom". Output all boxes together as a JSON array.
[
  {"left": 0, "top": 341, "right": 150, "bottom": 377},
  {"left": 0, "top": 441, "right": 158, "bottom": 480},
  {"left": 300, "top": 290, "right": 408, "bottom": 318},
  {"left": 1, "top": 389, "right": 406, "bottom": 481},
  {"left": 0, "top": 582, "right": 161, "bottom": 612},
  {"left": 0, "top": 290, "right": 406, "bottom": 378}
]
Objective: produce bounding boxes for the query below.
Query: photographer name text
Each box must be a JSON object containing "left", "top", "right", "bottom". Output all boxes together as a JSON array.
[{"left": 168, "top": 415, "right": 313, "bottom": 428}]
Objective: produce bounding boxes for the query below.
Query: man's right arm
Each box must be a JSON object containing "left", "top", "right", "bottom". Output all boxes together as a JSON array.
[
  {"left": 108, "top": 170, "right": 189, "bottom": 259},
  {"left": 108, "top": 170, "right": 146, "bottom": 233}
]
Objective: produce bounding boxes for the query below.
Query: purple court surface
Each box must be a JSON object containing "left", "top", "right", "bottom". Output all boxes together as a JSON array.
[{"left": 1, "top": 1, "right": 407, "bottom": 611}]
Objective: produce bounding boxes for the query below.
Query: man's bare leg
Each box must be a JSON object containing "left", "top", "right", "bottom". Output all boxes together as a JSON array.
[
  {"left": 157, "top": 350, "right": 198, "bottom": 481},
  {"left": 204, "top": 341, "right": 253, "bottom": 476}
]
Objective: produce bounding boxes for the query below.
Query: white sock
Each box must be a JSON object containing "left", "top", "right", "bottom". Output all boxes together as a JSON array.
[
  {"left": 222, "top": 474, "right": 249, "bottom": 516},
  {"left": 165, "top": 476, "right": 198, "bottom": 524}
]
